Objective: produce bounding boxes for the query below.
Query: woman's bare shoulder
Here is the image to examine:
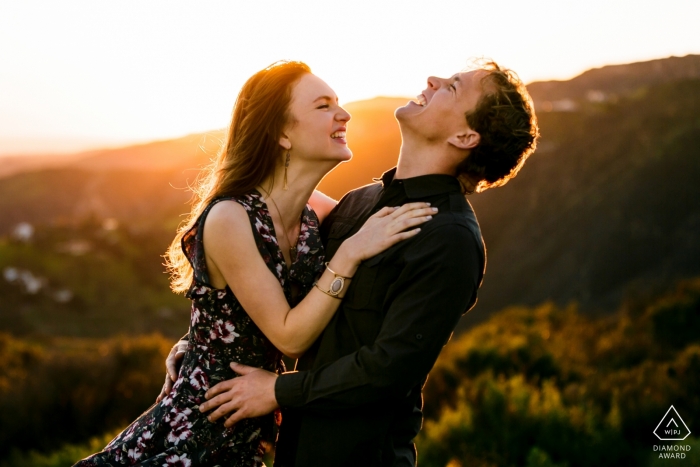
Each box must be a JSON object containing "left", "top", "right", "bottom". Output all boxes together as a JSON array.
[
  {"left": 308, "top": 190, "right": 338, "bottom": 223},
  {"left": 203, "top": 200, "right": 254, "bottom": 247}
]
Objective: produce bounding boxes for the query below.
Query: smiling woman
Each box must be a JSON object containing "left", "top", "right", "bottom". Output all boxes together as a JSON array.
[
  {"left": 71, "top": 60, "right": 433, "bottom": 467},
  {"left": 167, "top": 60, "right": 313, "bottom": 293}
]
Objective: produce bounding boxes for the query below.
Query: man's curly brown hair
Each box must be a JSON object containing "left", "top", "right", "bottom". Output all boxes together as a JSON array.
[{"left": 456, "top": 61, "right": 539, "bottom": 193}]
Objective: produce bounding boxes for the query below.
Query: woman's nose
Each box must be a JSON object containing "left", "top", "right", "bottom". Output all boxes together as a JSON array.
[
  {"left": 337, "top": 106, "right": 351, "bottom": 122},
  {"left": 427, "top": 76, "right": 441, "bottom": 90}
]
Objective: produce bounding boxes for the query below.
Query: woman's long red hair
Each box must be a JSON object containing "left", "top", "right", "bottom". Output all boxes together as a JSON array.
[{"left": 165, "top": 61, "right": 311, "bottom": 293}]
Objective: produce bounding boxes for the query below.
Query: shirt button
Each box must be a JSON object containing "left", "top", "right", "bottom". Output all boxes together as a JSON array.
[{"left": 415, "top": 333, "right": 423, "bottom": 340}]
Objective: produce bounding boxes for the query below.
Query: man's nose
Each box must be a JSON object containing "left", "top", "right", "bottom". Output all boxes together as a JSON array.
[{"left": 427, "top": 76, "right": 441, "bottom": 90}]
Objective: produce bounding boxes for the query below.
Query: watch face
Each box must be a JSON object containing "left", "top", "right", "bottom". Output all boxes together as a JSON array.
[{"left": 329, "top": 277, "right": 345, "bottom": 296}]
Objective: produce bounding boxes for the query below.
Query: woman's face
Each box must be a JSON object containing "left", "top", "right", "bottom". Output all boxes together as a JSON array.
[{"left": 282, "top": 73, "right": 352, "bottom": 163}]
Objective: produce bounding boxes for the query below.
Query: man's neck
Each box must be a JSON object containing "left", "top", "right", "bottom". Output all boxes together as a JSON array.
[{"left": 394, "top": 139, "right": 456, "bottom": 180}]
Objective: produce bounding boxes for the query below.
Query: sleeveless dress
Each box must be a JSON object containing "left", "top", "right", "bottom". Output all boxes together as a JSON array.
[{"left": 74, "top": 192, "right": 325, "bottom": 467}]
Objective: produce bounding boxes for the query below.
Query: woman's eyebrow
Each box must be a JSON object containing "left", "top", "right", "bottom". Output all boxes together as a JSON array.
[{"left": 313, "top": 95, "right": 338, "bottom": 103}]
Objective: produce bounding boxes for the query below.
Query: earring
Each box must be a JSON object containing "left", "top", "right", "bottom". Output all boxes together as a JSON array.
[{"left": 283, "top": 150, "right": 290, "bottom": 190}]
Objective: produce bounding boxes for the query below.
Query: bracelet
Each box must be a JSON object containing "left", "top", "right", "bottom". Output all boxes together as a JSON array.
[
  {"left": 314, "top": 262, "right": 353, "bottom": 298},
  {"left": 315, "top": 283, "right": 342, "bottom": 299},
  {"left": 324, "top": 262, "right": 353, "bottom": 280}
]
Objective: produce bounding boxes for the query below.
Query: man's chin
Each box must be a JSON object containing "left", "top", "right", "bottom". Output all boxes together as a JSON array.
[
  {"left": 394, "top": 103, "right": 411, "bottom": 120},
  {"left": 395, "top": 100, "right": 424, "bottom": 119}
]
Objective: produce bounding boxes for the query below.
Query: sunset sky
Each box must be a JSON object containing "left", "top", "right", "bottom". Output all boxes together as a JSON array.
[{"left": 1, "top": 0, "right": 698, "bottom": 155}]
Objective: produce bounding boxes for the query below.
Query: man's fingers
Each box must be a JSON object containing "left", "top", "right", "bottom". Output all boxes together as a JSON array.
[
  {"left": 165, "top": 376, "right": 174, "bottom": 392},
  {"left": 156, "top": 374, "right": 172, "bottom": 403},
  {"left": 166, "top": 358, "right": 179, "bottom": 382},
  {"left": 224, "top": 409, "right": 246, "bottom": 428},
  {"left": 166, "top": 341, "right": 187, "bottom": 382},
  {"left": 200, "top": 382, "right": 238, "bottom": 412},
  {"left": 205, "top": 379, "right": 234, "bottom": 401},
  {"left": 230, "top": 362, "right": 257, "bottom": 375},
  {"left": 207, "top": 399, "right": 240, "bottom": 423},
  {"left": 200, "top": 393, "right": 226, "bottom": 413}
]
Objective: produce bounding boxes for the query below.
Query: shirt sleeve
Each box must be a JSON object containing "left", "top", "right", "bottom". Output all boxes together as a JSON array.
[{"left": 275, "top": 221, "right": 484, "bottom": 412}]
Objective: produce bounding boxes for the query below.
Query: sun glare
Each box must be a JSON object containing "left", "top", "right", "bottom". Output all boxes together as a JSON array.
[{"left": 0, "top": 0, "right": 698, "bottom": 155}]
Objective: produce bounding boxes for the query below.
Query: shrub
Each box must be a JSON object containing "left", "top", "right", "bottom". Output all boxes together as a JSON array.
[
  {"left": 0, "top": 333, "right": 171, "bottom": 458},
  {"left": 418, "top": 280, "right": 700, "bottom": 466}
]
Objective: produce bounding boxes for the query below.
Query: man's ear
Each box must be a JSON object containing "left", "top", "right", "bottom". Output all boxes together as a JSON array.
[
  {"left": 448, "top": 128, "right": 480, "bottom": 150},
  {"left": 279, "top": 133, "right": 292, "bottom": 151}
]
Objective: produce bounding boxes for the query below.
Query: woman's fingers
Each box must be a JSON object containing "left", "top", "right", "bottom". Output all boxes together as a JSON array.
[
  {"left": 393, "top": 206, "right": 437, "bottom": 221},
  {"left": 393, "top": 228, "right": 422, "bottom": 241},
  {"left": 382, "top": 228, "right": 423, "bottom": 248},
  {"left": 394, "top": 214, "right": 432, "bottom": 232},
  {"left": 388, "top": 206, "right": 436, "bottom": 233},
  {"left": 388, "top": 202, "right": 432, "bottom": 218},
  {"left": 370, "top": 206, "right": 398, "bottom": 218},
  {"left": 349, "top": 202, "right": 436, "bottom": 261}
]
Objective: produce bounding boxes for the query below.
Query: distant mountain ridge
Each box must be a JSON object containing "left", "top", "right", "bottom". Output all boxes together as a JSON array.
[
  {"left": 0, "top": 132, "right": 226, "bottom": 179},
  {"left": 527, "top": 54, "right": 700, "bottom": 107},
  {"left": 5, "top": 55, "right": 698, "bottom": 179}
]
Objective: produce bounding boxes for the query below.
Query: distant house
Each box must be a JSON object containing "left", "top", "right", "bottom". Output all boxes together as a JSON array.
[{"left": 12, "top": 222, "right": 34, "bottom": 242}]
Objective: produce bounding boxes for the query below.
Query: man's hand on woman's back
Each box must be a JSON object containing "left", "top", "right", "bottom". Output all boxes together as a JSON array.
[{"left": 155, "top": 340, "right": 188, "bottom": 403}]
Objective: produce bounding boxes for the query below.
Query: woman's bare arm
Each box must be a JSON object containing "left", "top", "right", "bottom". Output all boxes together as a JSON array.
[
  {"left": 202, "top": 200, "right": 434, "bottom": 358},
  {"left": 308, "top": 190, "right": 338, "bottom": 223}
]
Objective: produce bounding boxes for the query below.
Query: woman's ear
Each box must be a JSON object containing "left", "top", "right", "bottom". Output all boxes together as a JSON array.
[
  {"left": 448, "top": 128, "right": 480, "bottom": 150},
  {"left": 279, "top": 133, "right": 292, "bottom": 151}
]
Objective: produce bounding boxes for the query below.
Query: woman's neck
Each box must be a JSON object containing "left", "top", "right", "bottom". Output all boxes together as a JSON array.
[{"left": 257, "top": 160, "right": 332, "bottom": 229}]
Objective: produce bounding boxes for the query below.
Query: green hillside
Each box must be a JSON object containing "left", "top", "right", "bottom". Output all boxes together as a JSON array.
[{"left": 466, "top": 76, "right": 700, "bottom": 323}]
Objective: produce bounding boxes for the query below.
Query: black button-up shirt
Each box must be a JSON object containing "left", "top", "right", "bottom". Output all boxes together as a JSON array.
[{"left": 274, "top": 167, "right": 486, "bottom": 467}]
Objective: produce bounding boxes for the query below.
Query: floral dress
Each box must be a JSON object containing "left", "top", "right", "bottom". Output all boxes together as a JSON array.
[{"left": 74, "top": 192, "right": 325, "bottom": 467}]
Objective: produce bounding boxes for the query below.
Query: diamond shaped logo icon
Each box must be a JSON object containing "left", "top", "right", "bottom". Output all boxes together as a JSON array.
[{"left": 654, "top": 405, "right": 691, "bottom": 441}]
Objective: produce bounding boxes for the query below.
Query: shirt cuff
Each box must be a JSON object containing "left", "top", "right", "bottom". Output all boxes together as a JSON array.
[{"left": 275, "top": 371, "right": 307, "bottom": 408}]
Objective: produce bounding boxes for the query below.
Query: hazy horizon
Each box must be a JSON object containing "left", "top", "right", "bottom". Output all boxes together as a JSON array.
[{"left": 2, "top": 0, "right": 699, "bottom": 155}]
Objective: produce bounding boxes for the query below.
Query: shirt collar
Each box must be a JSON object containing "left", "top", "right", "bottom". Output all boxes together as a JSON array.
[{"left": 379, "top": 167, "right": 463, "bottom": 198}]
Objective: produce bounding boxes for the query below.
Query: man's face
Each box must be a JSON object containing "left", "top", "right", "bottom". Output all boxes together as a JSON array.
[{"left": 395, "top": 69, "right": 485, "bottom": 143}]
